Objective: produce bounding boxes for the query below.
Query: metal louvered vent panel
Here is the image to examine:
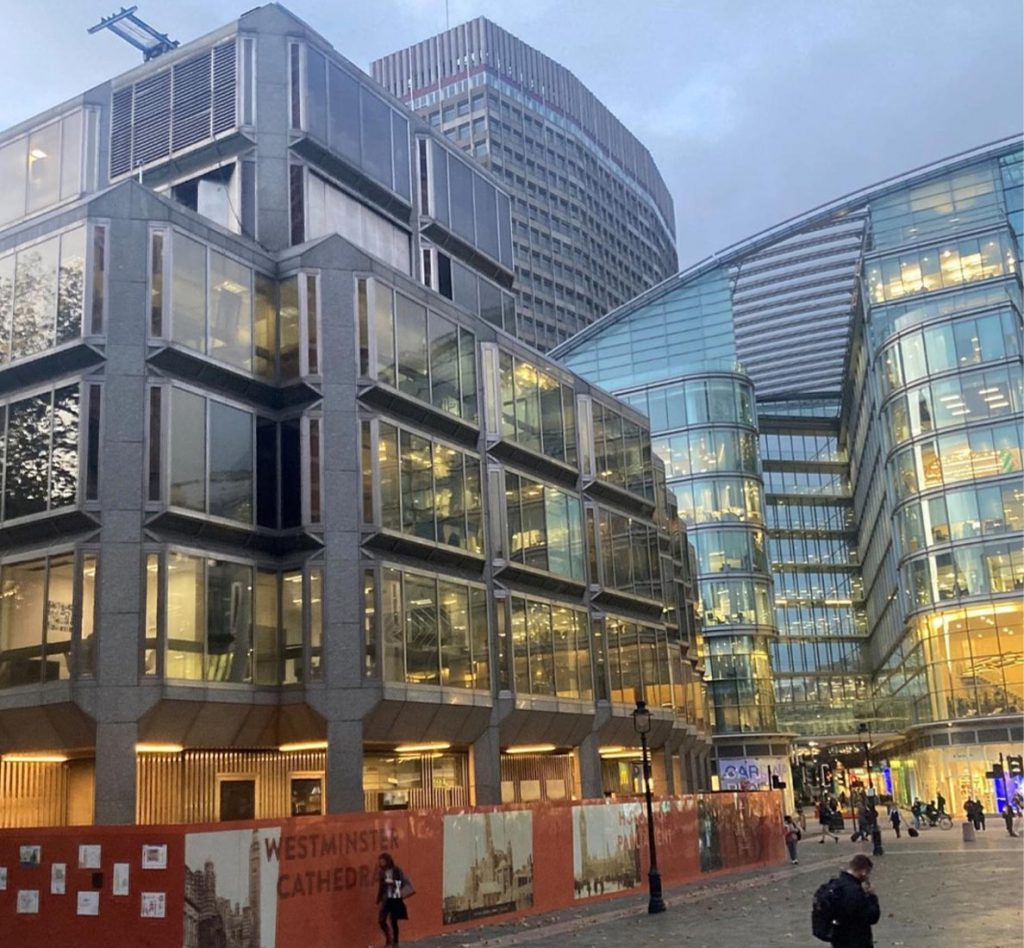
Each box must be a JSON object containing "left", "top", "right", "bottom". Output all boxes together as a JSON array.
[
  {"left": 132, "top": 72, "right": 171, "bottom": 166},
  {"left": 109, "top": 38, "right": 238, "bottom": 179},
  {"left": 171, "top": 51, "right": 213, "bottom": 152},
  {"left": 212, "top": 39, "right": 237, "bottom": 133},
  {"left": 110, "top": 88, "right": 134, "bottom": 178}
]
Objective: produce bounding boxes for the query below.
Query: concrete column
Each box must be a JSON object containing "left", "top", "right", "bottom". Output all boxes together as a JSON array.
[
  {"left": 472, "top": 725, "right": 502, "bottom": 805},
  {"left": 93, "top": 721, "right": 138, "bottom": 824},
  {"left": 326, "top": 719, "right": 364, "bottom": 812},
  {"left": 577, "top": 732, "right": 603, "bottom": 799}
]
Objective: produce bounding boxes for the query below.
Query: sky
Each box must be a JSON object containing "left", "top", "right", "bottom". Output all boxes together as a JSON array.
[{"left": 1, "top": 0, "right": 1020, "bottom": 267}]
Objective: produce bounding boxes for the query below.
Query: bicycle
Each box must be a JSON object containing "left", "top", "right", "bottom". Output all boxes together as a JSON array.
[{"left": 917, "top": 813, "right": 953, "bottom": 830}]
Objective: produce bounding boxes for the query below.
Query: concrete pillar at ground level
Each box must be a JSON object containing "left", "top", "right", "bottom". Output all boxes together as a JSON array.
[
  {"left": 577, "top": 732, "right": 603, "bottom": 799},
  {"left": 472, "top": 726, "right": 502, "bottom": 805},
  {"left": 326, "top": 719, "right": 364, "bottom": 812},
  {"left": 93, "top": 721, "right": 138, "bottom": 825}
]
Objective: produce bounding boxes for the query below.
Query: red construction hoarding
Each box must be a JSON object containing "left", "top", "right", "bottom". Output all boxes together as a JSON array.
[{"left": 0, "top": 791, "right": 784, "bottom": 946}]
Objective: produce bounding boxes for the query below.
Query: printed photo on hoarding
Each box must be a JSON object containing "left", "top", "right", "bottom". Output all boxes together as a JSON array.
[
  {"left": 51, "top": 862, "right": 66, "bottom": 894},
  {"left": 184, "top": 827, "right": 280, "bottom": 948},
  {"left": 571, "top": 803, "right": 643, "bottom": 899},
  {"left": 19, "top": 845, "right": 41, "bottom": 868},
  {"left": 141, "top": 891, "right": 166, "bottom": 918},
  {"left": 442, "top": 810, "right": 534, "bottom": 925},
  {"left": 16, "top": 889, "right": 39, "bottom": 913},
  {"left": 142, "top": 844, "right": 168, "bottom": 870}
]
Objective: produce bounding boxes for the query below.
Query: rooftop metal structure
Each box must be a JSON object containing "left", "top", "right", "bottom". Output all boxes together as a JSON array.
[{"left": 88, "top": 6, "right": 178, "bottom": 61}]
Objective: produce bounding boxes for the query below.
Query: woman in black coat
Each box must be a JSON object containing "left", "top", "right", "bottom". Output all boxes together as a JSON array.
[{"left": 375, "top": 852, "right": 409, "bottom": 946}]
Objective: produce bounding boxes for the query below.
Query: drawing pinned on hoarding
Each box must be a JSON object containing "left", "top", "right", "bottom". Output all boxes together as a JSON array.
[
  {"left": 571, "top": 803, "right": 643, "bottom": 899},
  {"left": 78, "top": 844, "right": 102, "bottom": 869},
  {"left": 140, "top": 891, "right": 166, "bottom": 918},
  {"left": 51, "top": 862, "right": 67, "bottom": 894},
  {"left": 0, "top": 866, "right": 7, "bottom": 890},
  {"left": 141, "top": 844, "right": 167, "bottom": 870},
  {"left": 184, "top": 827, "right": 280, "bottom": 947},
  {"left": 16, "top": 889, "right": 40, "bottom": 913},
  {"left": 77, "top": 890, "right": 100, "bottom": 915},
  {"left": 19, "top": 845, "right": 41, "bottom": 868},
  {"left": 113, "top": 862, "right": 130, "bottom": 896},
  {"left": 442, "top": 810, "right": 534, "bottom": 925}
]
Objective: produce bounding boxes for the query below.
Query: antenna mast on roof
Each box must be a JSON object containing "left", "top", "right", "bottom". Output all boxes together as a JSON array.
[{"left": 88, "top": 6, "right": 179, "bottom": 61}]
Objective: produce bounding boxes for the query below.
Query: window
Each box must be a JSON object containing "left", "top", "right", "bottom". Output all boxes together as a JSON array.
[
  {"left": 421, "top": 139, "right": 513, "bottom": 269},
  {"left": 154, "top": 550, "right": 322, "bottom": 684},
  {"left": 376, "top": 566, "right": 489, "bottom": 689},
  {"left": 165, "top": 387, "right": 253, "bottom": 524},
  {"left": 497, "top": 351, "right": 578, "bottom": 464},
  {"left": 504, "top": 472, "right": 584, "bottom": 581},
  {"left": 0, "top": 383, "right": 95, "bottom": 522},
  {"left": 152, "top": 228, "right": 278, "bottom": 379},
  {"left": 301, "top": 50, "right": 411, "bottom": 200},
  {"left": 510, "top": 595, "right": 591, "bottom": 700},
  {"left": 0, "top": 551, "right": 97, "bottom": 688},
  {"left": 590, "top": 400, "right": 653, "bottom": 498},
  {"left": 360, "top": 278, "right": 478, "bottom": 422},
  {"left": 0, "top": 110, "right": 89, "bottom": 226},
  {"left": 0, "top": 225, "right": 102, "bottom": 365},
  {"left": 364, "top": 421, "right": 483, "bottom": 554}
]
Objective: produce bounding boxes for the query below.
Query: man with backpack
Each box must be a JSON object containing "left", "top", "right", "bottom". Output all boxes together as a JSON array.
[{"left": 812, "top": 854, "right": 881, "bottom": 947}]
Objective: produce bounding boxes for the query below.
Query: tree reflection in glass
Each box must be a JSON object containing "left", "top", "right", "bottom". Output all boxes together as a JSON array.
[{"left": 4, "top": 392, "right": 52, "bottom": 519}]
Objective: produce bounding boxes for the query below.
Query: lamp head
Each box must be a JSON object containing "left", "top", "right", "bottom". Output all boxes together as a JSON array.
[{"left": 632, "top": 699, "right": 652, "bottom": 735}]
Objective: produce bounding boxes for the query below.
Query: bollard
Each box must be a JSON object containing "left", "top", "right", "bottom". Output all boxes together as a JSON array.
[{"left": 961, "top": 821, "right": 976, "bottom": 842}]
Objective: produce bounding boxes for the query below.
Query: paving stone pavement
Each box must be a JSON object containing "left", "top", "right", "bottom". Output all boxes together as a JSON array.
[{"left": 408, "top": 826, "right": 1023, "bottom": 948}]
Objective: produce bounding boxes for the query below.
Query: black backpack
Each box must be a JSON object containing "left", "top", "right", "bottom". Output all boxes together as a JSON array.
[{"left": 811, "top": 876, "right": 842, "bottom": 942}]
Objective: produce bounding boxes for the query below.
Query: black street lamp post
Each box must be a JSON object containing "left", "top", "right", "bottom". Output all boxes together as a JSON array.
[
  {"left": 633, "top": 699, "right": 666, "bottom": 914},
  {"left": 857, "top": 721, "right": 874, "bottom": 794}
]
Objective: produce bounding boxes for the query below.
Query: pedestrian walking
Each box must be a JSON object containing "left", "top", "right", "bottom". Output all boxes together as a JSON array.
[
  {"left": 811, "top": 853, "right": 881, "bottom": 947},
  {"left": 375, "top": 852, "right": 410, "bottom": 947},
  {"left": 784, "top": 814, "right": 802, "bottom": 864},
  {"left": 964, "top": 798, "right": 980, "bottom": 830},
  {"left": 910, "top": 798, "right": 922, "bottom": 831},
  {"left": 976, "top": 800, "right": 986, "bottom": 831},
  {"left": 887, "top": 804, "right": 901, "bottom": 839},
  {"left": 796, "top": 806, "right": 807, "bottom": 833},
  {"left": 1002, "top": 802, "right": 1019, "bottom": 837},
  {"left": 819, "top": 798, "right": 840, "bottom": 844},
  {"left": 937, "top": 791, "right": 946, "bottom": 815},
  {"left": 868, "top": 806, "right": 883, "bottom": 856}
]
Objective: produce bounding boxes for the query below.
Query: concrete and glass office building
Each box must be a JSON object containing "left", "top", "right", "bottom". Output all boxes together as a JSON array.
[
  {"left": 371, "top": 18, "right": 678, "bottom": 352},
  {"left": 0, "top": 4, "right": 711, "bottom": 828},
  {"left": 555, "top": 136, "right": 1024, "bottom": 811}
]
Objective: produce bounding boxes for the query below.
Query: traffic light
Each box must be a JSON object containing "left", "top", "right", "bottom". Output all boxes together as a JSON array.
[
  {"left": 989, "top": 762, "right": 1004, "bottom": 779},
  {"left": 1008, "top": 755, "right": 1023, "bottom": 778},
  {"left": 771, "top": 774, "right": 787, "bottom": 790}
]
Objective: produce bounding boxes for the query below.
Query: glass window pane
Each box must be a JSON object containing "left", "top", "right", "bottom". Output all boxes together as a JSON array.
[
  {"left": 282, "top": 569, "right": 303, "bottom": 683},
  {"left": 0, "top": 558, "right": 46, "bottom": 686},
  {"left": 27, "top": 121, "right": 60, "bottom": 213},
  {"left": 360, "top": 89, "right": 393, "bottom": 187},
  {"left": 404, "top": 574, "right": 438, "bottom": 684},
  {"left": 208, "top": 249, "right": 252, "bottom": 371},
  {"left": 56, "top": 227, "right": 86, "bottom": 344},
  {"left": 0, "top": 137, "right": 27, "bottom": 226},
  {"left": 328, "top": 64, "right": 360, "bottom": 162},
  {"left": 254, "top": 570, "right": 279, "bottom": 685},
  {"left": 50, "top": 385, "right": 79, "bottom": 510},
  {"left": 395, "top": 294, "right": 428, "bottom": 402},
  {"left": 59, "top": 112, "right": 83, "bottom": 201},
  {"left": 4, "top": 392, "right": 51, "bottom": 520},
  {"left": 205, "top": 560, "right": 252, "bottom": 682},
  {"left": 209, "top": 400, "right": 253, "bottom": 522},
  {"left": 448, "top": 155, "right": 475, "bottom": 244},
  {"left": 171, "top": 232, "right": 207, "bottom": 353},
  {"left": 170, "top": 388, "right": 206, "bottom": 511},
  {"left": 13, "top": 236, "right": 59, "bottom": 361},
  {"left": 45, "top": 554, "right": 74, "bottom": 680},
  {"left": 428, "top": 311, "right": 459, "bottom": 415},
  {"left": 166, "top": 553, "right": 204, "bottom": 680},
  {"left": 439, "top": 581, "right": 471, "bottom": 688}
]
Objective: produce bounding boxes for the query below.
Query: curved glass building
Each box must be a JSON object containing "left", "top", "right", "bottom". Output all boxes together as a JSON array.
[{"left": 556, "top": 135, "right": 1023, "bottom": 811}]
